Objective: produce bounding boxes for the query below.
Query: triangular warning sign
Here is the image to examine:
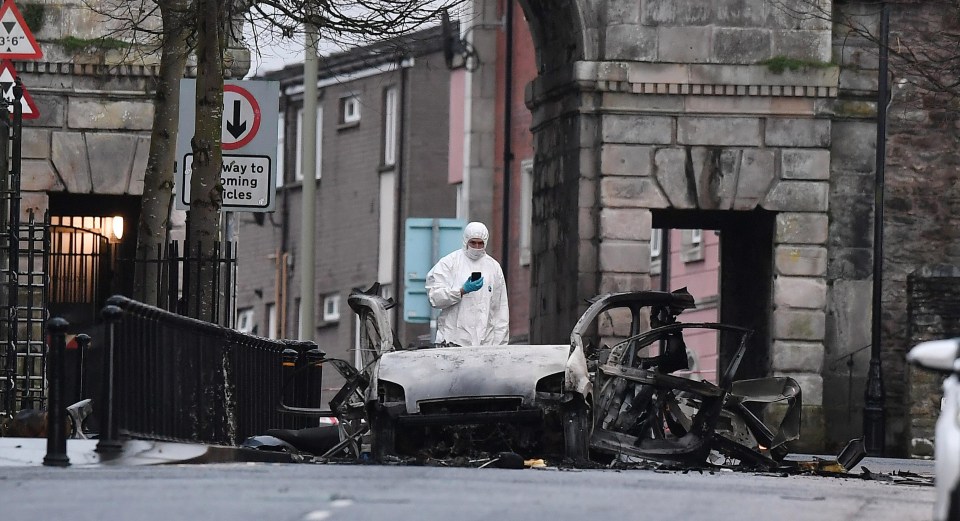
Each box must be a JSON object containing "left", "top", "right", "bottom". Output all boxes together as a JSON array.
[
  {"left": 0, "top": 60, "right": 38, "bottom": 119},
  {"left": 0, "top": 0, "right": 41, "bottom": 60}
]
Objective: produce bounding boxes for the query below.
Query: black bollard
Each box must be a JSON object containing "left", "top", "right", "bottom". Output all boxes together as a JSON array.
[
  {"left": 96, "top": 305, "right": 123, "bottom": 454},
  {"left": 306, "top": 346, "right": 326, "bottom": 409},
  {"left": 43, "top": 317, "right": 70, "bottom": 467}
]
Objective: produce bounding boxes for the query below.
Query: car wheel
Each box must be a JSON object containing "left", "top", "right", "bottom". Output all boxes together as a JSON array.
[
  {"left": 562, "top": 398, "right": 591, "bottom": 463},
  {"left": 370, "top": 408, "right": 396, "bottom": 462}
]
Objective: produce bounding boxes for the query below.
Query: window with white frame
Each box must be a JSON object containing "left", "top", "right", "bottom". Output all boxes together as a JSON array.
[
  {"left": 519, "top": 159, "right": 533, "bottom": 266},
  {"left": 680, "top": 229, "right": 705, "bottom": 263},
  {"left": 266, "top": 303, "right": 278, "bottom": 339},
  {"left": 276, "top": 112, "right": 285, "bottom": 187},
  {"left": 691, "top": 228, "right": 703, "bottom": 246},
  {"left": 236, "top": 308, "right": 255, "bottom": 334},
  {"left": 383, "top": 87, "right": 398, "bottom": 166},
  {"left": 378, "top": 172, "right": 396, "bottom": 290},
  {"left": 295, "top": 106, "right": 322, "bottom": 181},
  {"left": 323, "top": 294, "right": 341, "bottom": 322},
  {"left": 650, "top": 228, "right": 663, "bottom": 275},
  {"left": 339, "top": 95, "right": 361, "bottom": 125}
]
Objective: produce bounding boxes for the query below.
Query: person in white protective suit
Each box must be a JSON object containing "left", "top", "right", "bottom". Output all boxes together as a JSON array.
[{"left": 425, "top": 222, "right": 509, "bottom": 346}]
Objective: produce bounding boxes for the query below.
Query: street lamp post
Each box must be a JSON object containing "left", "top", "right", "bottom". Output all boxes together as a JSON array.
[
  {"left": 864, "top": 2, "right": 890, "bottom": 457},
  {"left": 299, "top": 22, "right": 319, "bottom": 341}
]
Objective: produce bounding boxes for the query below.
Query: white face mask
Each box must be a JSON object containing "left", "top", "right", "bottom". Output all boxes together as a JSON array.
[{"left": 465, "top": 246, "right": 485, "bottom": 260}]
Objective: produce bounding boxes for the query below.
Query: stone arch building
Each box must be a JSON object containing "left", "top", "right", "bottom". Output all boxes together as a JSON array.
[{"left": 465, "top": 1, "right": 958, "bottom": 454}]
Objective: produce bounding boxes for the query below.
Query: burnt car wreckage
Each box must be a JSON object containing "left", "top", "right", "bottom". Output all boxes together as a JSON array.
[{"left": 295, "top": 284, "right": 857, "bottom": 470}]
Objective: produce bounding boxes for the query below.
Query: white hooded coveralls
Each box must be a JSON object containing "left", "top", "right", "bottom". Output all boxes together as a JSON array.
[{"left": 425, "top": 222, "right": 510, "bottom": 346}]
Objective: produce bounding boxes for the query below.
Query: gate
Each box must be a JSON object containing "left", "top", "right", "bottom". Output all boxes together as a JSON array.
[{"left": 0, "top": 212, "right": 48, "bottom": 414}]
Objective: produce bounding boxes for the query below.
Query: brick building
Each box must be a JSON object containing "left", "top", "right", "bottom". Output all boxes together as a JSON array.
[{"left": 234, "top": 27, "right": 458, "bottom": 390}]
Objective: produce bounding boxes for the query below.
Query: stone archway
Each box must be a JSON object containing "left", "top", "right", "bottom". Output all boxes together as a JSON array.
[{"left": 518, "top": 1, "right": 858, "bottom": 452}]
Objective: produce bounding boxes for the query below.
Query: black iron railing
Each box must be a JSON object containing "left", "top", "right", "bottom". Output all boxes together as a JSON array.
[
  {"left": 129, "top": 240, "right": 237, "bottom": 328},
  {"left": 96, "top": 295, "right": 322, "bottom": 446}
]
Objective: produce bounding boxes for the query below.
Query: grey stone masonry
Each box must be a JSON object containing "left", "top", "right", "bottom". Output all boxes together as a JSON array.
[
  {"left": 602, "top": 115, "right": 674, "bottom": 144},
  {"left": 776, "top": 212, "right": 829, "bottom": 245},
  {"left": 774, "top": 276, "right": 827, "bottom": 309},
  {"left": 600, "top": 145, "right": 655, "bottom": 176},
  {"left": 775, "top": 246, "right": 828, "bottom": 276},
  {"left": 782, "top": 149, "right": 831, "bottom": 180},
  {"left": 766, "top": 118, "right": 831, "bottom": 148},
  {"left": 521, "top": 0, "right": 852, "bottom": 453},
  {"left": 771, "top": 341, "right": 825, "bottom": 373},
  {"left": 677, "top": 117, "right": 762, "bottom": 146},
  {"left": 600, "top": 208, "right": 652, "bottom": 241},
  {"left": 773, "top": 308, "right": 827, "bottom": 341}
]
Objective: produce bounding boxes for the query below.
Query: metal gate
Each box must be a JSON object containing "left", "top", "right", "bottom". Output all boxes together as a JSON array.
[
  {"left": 0, "top": 84, "right": 53, "bottom": 417},
  {"left": 0, "top": 211, "right": 48, "bottom": 415}
]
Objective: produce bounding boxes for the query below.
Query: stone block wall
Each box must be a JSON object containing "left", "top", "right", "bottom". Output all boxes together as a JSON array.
[
  {"left": 599, "top": 0, "right": 832, "bottom": 63},
  {"left": 907, "top": 266, "right": 960, "bottom": 457},
  {"left": 528, "top": 94, "right": 593, "bottom": 344},
  {"left": 520, "top": 0, "right": 960, "bottom": 454},
  {"left": 828, "top": 1, "right": 960, "bottom": 453}
]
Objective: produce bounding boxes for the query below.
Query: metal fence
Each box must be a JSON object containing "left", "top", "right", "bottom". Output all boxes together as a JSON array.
[
  {"left": 99, "top": 295, "right": 322, "bottom": 445},
  {"left": 129, "top": 240, "right": 237, "bottom": 328}
]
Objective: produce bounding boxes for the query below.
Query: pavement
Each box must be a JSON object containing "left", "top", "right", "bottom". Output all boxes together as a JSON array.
[
  {"left": 0, "top": 436, "right": 937, "bottom": 481},
  {"left": 0, "top": 437, "right": 295, "bottom": 467}
]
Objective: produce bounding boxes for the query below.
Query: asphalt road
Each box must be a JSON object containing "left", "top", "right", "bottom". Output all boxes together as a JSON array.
[{"left": 0, "top": 459, "right": 936, "bottom": 521}]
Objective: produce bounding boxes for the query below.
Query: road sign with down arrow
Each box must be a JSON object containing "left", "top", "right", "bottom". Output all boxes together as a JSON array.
[{"left": 175, "top": 79, "right": 279, "bottom": 212}]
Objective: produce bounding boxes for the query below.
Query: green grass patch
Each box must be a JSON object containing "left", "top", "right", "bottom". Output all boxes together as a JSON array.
[
  {"left": 759, "top": 56, "right": 834, "bottom": 74},
  {"left": 57, "top": 36, "right": 130, "bottom": 53}
]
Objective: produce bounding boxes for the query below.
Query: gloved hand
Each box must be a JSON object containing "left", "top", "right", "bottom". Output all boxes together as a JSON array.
[{"left": 462, "top": 276, "right": 484, "bottom": 294}]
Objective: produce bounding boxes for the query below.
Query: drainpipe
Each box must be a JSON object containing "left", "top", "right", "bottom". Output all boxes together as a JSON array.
[
  {"left": 864, "top": 2, "right": 890, "bottom": 457},
  {"left": 392, "top": 64, "right": 409, "bottom": 327},
  {"left": 500, "top": 0, "right": 514, "bottom": 279}
]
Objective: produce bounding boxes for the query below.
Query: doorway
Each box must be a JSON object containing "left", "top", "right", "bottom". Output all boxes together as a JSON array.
[{"left": 653, "top": 209, "right": 776, "bottom": 381}]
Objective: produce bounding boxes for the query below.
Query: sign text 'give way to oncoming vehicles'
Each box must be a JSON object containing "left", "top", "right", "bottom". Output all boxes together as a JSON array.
[{"left": 175, "top": 79, "right": 280, "bottom": 212}]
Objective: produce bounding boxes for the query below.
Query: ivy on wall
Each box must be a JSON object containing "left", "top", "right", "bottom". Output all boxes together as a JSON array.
[{"left": 21, "top": 4, "right": 44, "bottom": 33}]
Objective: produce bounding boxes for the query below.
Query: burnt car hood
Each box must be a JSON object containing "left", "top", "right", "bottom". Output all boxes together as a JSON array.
[{"left": 375, "top": 344, "right": 569, "bottom": 413}]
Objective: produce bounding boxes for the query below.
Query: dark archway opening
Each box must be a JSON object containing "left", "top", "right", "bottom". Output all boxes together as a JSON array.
[{"left": 653, "top": 208, "right": 776, "bottom": 382}]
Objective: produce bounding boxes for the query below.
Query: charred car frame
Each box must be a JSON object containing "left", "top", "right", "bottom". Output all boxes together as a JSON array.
[{"left": 322, "top": 285, "right": 801, "bottom": 468}]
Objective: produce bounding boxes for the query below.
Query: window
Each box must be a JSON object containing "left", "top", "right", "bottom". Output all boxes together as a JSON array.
[
  {"left": 276, "top": 112, "right": 285, "bottom": 187},
  {"left": 323, "top": 294, "right": 341, "bottom": 322},
  {"left": 650, "top": 228, "right": 663, "bottom": 275},
  {"left": 680, "top": 229, "right": 705, "bottom": 263},
  {"left": 266, "top": 303, "right": 278, "bottom": 339},
  {"left": 519, "top": 159, "right": 533, "bottom": 266},
  {"left": 295, "top": 106, "right": 322, "bottom": 181},
  {"left": 378, "top": 172, "right": 396, "bottom": 285},
  {"left": 236, "top": 308, "right": 255, "bottom": 334},
  {"left": 383, "top": 87, "right": 398, "bottom": 166},
  {"left": 339, "top": 95, "right": 361, "bottom": 125}
]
